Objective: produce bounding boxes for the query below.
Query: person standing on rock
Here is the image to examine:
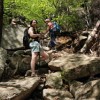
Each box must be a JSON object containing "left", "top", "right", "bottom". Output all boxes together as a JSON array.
[
  {"left": 28, "top": 19, "right": 49, "bottom": 77},
  {"left": 44, "top": 18, "right": 60, "bottom": 49}
]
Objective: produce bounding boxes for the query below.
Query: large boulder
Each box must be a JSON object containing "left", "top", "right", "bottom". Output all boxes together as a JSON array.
[
  {"left": 0, "top": 77, "right": 40, "bottom": 100},
  {"left": 48, "top": 54, "right": 100, "bottom": 80},
  {"left": 1, "top": 25, "right": 25, "bottom": 49}
]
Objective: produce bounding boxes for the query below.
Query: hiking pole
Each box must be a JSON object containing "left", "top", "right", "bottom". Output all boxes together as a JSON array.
[
  {"left": 38, "top": 39, "right": 41, "bottom": 67},
  {"left": 38, "top": 34, "right": 44, "bottom": 67}
]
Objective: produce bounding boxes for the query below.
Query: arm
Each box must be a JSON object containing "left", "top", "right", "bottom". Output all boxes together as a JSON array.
[
  {"left": 28, "top": 27, "right": 40, "bottom": 38},
  {"left": 44, "top": 26, "right": 49, "bottom": 34}
]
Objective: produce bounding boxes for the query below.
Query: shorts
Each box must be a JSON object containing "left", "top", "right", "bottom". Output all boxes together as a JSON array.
[{"left": 29, "top": 41, "right": 43, "bottom": 52}]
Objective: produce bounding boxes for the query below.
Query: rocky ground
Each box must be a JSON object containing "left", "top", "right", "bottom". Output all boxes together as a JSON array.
[{"left": 0, "top": 21, "right": 100, "bottom": 100}]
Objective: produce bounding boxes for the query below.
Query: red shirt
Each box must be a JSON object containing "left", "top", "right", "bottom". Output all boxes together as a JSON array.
[{"left": 48, "top": 22, "right": 53, "bottom": 30}]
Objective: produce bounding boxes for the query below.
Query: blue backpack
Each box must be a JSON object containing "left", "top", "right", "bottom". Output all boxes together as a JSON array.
[{"left": 52, "top": 22, "right": 60, "bottom": 32}]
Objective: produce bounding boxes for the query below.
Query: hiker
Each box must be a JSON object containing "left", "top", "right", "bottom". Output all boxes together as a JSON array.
[
  {"left": 11, "top": 17, "right": 17, "bottom": 27},
  {"left": 44, "top": 18, "right": 60, "bottom": 49},
  {"left": 28, "top": 19, "right": 49, "bottom": 77}
]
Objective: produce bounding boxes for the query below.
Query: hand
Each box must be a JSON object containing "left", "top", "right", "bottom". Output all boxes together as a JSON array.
[
  {"left": 37, "top": 34, "right": 40, "bottom": 37},
  {"left": 39, "top": 34, "right": 45, "bottom": 39}
]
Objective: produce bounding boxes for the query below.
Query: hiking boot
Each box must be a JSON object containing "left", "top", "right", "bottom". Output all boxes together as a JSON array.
[
  {"left": 25, "top": 70, "right": 31, "bottom": 77},
  {"left": 31, "top": 73, "right": 38, "bottom": 77}
]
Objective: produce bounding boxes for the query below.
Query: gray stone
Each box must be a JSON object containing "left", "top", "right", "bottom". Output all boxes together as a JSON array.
[
  {"left": 49, "top": 54, "right": 100, "bottom": 80},
  {"left": 69, "top": 81, "right": 83, "bottom": 97},
  {"left": 1, "top": 25, "right": 25, "bottom": 49},
  {"left": 75, "top": 79, "right": 100, "bottom": 100},
  {"left": 45, "top": 72, "right": 63, "bottom": 89},
  {"left": 0, "top": 77, "right": 40, "bottom": 100},
  {"left": 43, "top": 89, "right": 73, "bottom": 100},
  {"left": 0, "top": 47, "right": 7, "bottom": 79}
]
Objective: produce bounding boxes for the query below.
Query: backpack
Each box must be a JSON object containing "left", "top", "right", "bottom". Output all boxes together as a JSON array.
[
  {"left": 23, "top": 28, "right": 30, "bottom": 49},
  {"left": 52, "top": 22, "right": 60, "bottom": 32}
]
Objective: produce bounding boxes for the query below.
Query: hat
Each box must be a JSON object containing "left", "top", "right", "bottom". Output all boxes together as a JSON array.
[{"left": 45, "top": 18, "right": 50, "bottom": 22}]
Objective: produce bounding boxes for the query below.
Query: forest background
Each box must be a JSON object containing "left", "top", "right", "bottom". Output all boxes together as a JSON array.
[{"left": 0, "top": 0, "right": 100, "bottom": 45}]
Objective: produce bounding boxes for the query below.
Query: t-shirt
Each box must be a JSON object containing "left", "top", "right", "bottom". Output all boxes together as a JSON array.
[{"left": 48, "top": 22, "right": 54, "bottom": 30}]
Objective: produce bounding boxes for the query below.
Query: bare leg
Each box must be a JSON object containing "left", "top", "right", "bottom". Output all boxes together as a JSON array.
[
  {"left": 31, "top": 52, "right": 38, "bottom": 76},
  {"left": 41, "top": 51, "right": 49, "bottom": 61}
]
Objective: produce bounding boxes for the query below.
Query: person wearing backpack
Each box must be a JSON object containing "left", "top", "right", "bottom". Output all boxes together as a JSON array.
[
  {"left": 28, "top": 19, "right": 49, "bottom": 77},
  {"left": 44, "top": 18, "right": 60, "bottom": 49}
]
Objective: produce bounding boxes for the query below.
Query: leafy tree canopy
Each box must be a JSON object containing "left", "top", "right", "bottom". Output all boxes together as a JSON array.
[{"left": 4, "top": 0, "right": 92, "bottom": 31}]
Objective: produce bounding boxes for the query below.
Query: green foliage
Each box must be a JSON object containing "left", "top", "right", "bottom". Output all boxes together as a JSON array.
[
  {"left": 4, "top": 0, "right": 55, "bottom": 25},
  {"left": 4, "top": 0, "right": 92, "bottom": 31},
  {"left": 50, "top": 0, "right": 92, "bottom": 31}
]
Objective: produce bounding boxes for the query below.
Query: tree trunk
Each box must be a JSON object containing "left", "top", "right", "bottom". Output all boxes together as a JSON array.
[
  {"left": 80, "top": 20, "right": 100, "bottom": 53},
  {"left": 0, "top": 0, "right": 3, "bottom": 46}
]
